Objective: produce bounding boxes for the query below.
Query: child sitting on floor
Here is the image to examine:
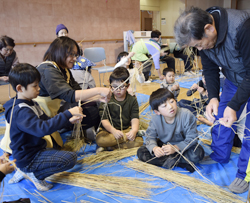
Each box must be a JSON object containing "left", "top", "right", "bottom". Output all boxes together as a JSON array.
[
  {"left": 96, "top": 67, "right": 143, "bottom": 153},
  {"left": 114, "top": 52, "right": 145, "bottom": 96},
  {"left": 178, "top": 74, "right": 211, "bottom": 125},
  {"left": 5, "top": 63, "right": 83, "bottom": 191},
  {"left": 137, "top": 88, "right": 204, "bottom": 172},
  {"left": 160, "top": 68, "right": 180, "bottom": 101}
]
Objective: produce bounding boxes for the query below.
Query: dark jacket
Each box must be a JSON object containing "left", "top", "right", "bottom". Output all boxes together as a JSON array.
[
  {"left": 200, "top": 6, "right": 250, "bottom": 111},
  {"left": 4, "top": 98, "right": 72, "bottom": 168},
  {"left": 0, "top": 50, "right": 16, "bottom": 77},
  {"left": 37, "top": 62, "right": 81, "bottom": 103}
]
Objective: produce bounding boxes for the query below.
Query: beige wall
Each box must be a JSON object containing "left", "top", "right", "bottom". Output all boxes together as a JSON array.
[
  {"left": 185, "top": 0, "right": 224, "bottom": 10},
  {"left": 140, "top": 0, "right": 160, "bottom": 11},
  {"left": 0, "top": 0, "right": 140, "bottom": 66},
  {"left": 159, "top": 0, "right": 185, "bottom": 37}
]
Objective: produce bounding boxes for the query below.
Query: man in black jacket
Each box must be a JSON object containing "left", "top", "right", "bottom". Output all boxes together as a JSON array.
[{"left": 174, "top": 6, "right": 250, "bottom": 194}]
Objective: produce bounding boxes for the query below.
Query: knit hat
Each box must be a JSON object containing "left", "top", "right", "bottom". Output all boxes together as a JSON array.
[{"left": 56, "top": 24, "right": 68, "bottom": 35}]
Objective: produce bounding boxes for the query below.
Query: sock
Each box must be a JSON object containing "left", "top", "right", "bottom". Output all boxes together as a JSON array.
[
  {"left": 8, "top": 170, "right": 24, "bottom": 184},
  {"left": 26, "top": 172, "right": 52, "bottom": 191},
  {"left": 229, "top": 177, "right": 249, "bottom": 194},
  {"left": 177, "top": 163, "right": 195, "bottom": 173}
]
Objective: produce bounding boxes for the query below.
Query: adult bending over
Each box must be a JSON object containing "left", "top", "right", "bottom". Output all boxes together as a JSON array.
[{"left": 174, "top": 6, "right": 250, "bottom": 193}]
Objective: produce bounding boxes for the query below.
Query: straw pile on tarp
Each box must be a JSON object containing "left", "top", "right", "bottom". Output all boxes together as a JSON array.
[
  {"left": 46, "top": 172, "right": 160, "bottom": 198},
  {"left": 139, "top": 101, "right": 151, "bottom": 130},
  {"left": 78, "top": 147, "right": 138, "bottom": 167},
  {"left": 124, "top": 159, "right": 245, "bottom": 203}
]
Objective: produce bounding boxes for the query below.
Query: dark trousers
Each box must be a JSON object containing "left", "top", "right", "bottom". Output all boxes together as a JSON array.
[
  {"left": 160, "top": 55, "right": 175, "bottom": 72},
  {"left": 174, "top": 50, "right": 194, "bottom": 72},
  {"left": 137, "top": 141, "right": 204, "bottom": 167},
  {"left": 141, "top": 60, "right": 153, "bottom": 81}
]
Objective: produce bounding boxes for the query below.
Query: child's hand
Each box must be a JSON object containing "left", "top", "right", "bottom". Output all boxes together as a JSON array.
[
  {"left": 0, "top": 76, "right": 9, "bottom": 82},
  {"left": 0, "top": 153, "right": 9, "bottom": 163},
  {"left": 160, "top": 52, "right": 167, "bottom": 56},
  {"left": 162, "top": 145, "right": 176, "bottom": 155},
  {"left": 126, "top": 130, "right": 137, "bottom": 141},
  {"left": 0, "top": 159, "right": 15, "bottom": 175},
  {"left": 69, "top": 106, "right": 83, "bottom": 117},
  {"left": 172, "top": 84, "right": 179, "bottom": 91},
  {"left": 68, "top": 107, "right": 85, "bottom": 124},
  {"left": 197, "top": 86, "right": 205, "bottom": 94},
  {"left": 128, "top": 52, "right": 135, "bottom": 58},
  {"left": 111, "top": 129, "right": 124, "bottom": 139},
  {"left": 190, "top": 83, "right": 198, "bottom": 90},
  {"left": 69, "top": 115, "right": 85, "bottom": 124},
  {"left": 153, "top": 146, "right": 165, "bottom": 158},
  {"left": 159, "top": 75, "right": 165, "bottom": 80}
]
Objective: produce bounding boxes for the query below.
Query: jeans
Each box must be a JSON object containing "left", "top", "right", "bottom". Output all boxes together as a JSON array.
[{"left": 20, "top": 149, "right": 77, "bottom": 180}]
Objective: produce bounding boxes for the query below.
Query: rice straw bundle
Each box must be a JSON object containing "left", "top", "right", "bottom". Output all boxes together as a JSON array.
[
  {"left": 201, "top": 138, "right": 241, "bottom": 154},
  {"left": 125, "top": 160, "right": 244, "bottom": 203},
  {"left": 139, "top": 117, "right": 149, "bottom": 130},
  {"left": 139, "top": 101, "right": 149, "bottom": 114},
  {"left": 78, "top": 147, "right": 138, "bottom": 166},
  {"left": 62, "top": 138, "right": 86, "bottom": 152},
  {"left": 46, "top": 172, "right": 160, "bottom": 198}
]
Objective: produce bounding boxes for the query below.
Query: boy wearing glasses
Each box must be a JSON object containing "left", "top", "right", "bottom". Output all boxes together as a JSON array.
[{"left": 96, "top": 67, "right": 143, "bottom": 153}]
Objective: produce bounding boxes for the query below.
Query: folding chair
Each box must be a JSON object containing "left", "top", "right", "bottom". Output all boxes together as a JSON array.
[{"left": 84, "top": 47, "right": 114, "bottom": 86}]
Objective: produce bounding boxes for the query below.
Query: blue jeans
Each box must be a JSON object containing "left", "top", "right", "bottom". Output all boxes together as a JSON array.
[
  {"left": 210, "top": 79, "right": 250, "bottom": 180},
  {"left": 20, "top": 149, "right": 77, "bottom": 180}
]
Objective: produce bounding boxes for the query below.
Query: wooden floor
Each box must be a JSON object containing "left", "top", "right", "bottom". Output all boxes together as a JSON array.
[{"left": 0, "top": 59, "right": 201, "bottom": 104}]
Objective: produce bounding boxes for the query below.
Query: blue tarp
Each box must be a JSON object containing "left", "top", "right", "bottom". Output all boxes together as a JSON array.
[{"left": 0, "top": 92, "right": 248, "bottom": 202}]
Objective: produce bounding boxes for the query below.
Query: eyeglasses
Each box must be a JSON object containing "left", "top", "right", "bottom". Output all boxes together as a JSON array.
[
  {"left": 68, "top": 52, "right": 79, "bottom": 58},
  {"left": 110, "top": 84, "right": 127, "bottom": 91},
  {"left": 3, "top": 47, "right": 13, "bottom": 53}
]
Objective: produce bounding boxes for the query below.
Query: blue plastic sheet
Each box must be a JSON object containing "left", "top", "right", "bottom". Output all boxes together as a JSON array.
[{"left": 0, "top": 98, "right": 248, "bottom": 202}]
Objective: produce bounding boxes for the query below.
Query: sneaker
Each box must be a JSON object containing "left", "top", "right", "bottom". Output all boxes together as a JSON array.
[
  {"left": 96, "top": 147, "right": 105, "bottom": 154},
  {"left": 229, "top": 178, "right": 249, "bottom": 194},
  {"left": 144, "top": 80, "right": 151, "bottom": 84},
  {"left": 137, "top": 130, "right": 146, "bottom": 137}
]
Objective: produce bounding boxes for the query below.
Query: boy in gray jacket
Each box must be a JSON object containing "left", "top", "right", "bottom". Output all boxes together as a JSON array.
[{"left": 137, "top": 88, "right": 204, "bottom": 172}]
